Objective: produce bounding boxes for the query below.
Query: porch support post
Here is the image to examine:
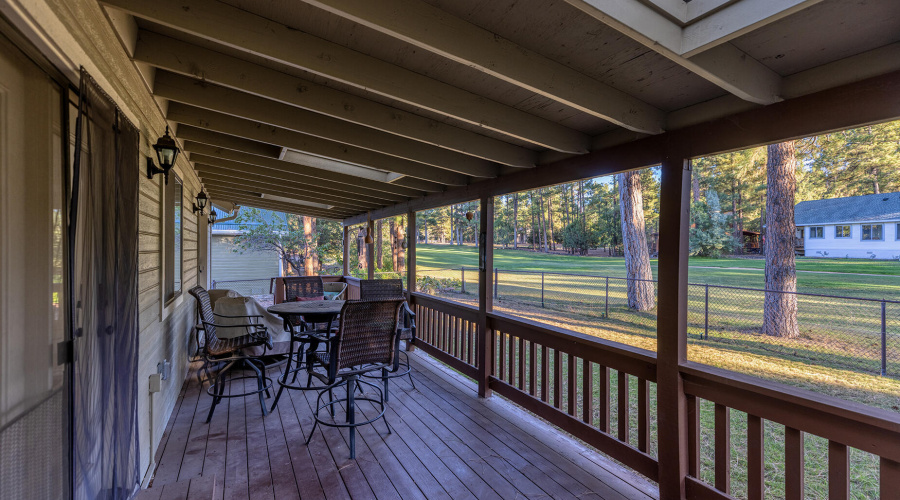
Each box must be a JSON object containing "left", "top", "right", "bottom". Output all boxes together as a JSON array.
[
  {"left": 656, "top": 154, "right": 692, "bottom": 499},
  {"left": 407, "top": 210, "right": 416, "bottom": 295},
  {"left": 342, "top": 225, "right": 349, "bottom": 276},
  {"left": 367, "top": 219, "right": 375, "bottom": 279},
  {"left": 477, "top": 195, "right": 494, "bottom": 398}
]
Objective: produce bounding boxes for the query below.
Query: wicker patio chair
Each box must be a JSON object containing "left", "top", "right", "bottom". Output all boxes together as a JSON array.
[
  {"left": 359, "top": 279, "right": 416, "bottom": 400},
  {"left": 305, "top": 299, "right": 405, "bottom": 459},
  {"left": 282, "top": 276, "right": 325, "bottom": 331},
  {"left": 189, "top": 285, "right": 274, "bottom": 422}
]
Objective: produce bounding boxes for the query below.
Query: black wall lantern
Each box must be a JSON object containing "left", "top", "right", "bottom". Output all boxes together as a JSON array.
[
  {"left": 147, "top": 126, "right": 180, "bottom": 184},
  {"left": 208, "top": 210, "right": 218, "bottom": 225},
  {"left": 192, "top": 190, "right": 208, "bottom": 215}
]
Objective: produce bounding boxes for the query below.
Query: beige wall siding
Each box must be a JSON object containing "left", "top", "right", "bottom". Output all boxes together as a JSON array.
[{"left": 3, "top": 0, "right": 209, "bottom": 482}]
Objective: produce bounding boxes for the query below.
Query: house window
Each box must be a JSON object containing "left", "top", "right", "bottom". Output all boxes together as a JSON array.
[
  {"left": 897, "top": 223, "right": 900, "bottom": 240},
  {"left": 164, "top": 174, "right": 183, "bottom": 303},
  {"left": 861, "top": 224, "right": 883, "bottom": 241},
  {"left": 809, "top": 226, "right": 824, "bottom": 239},
  {"left": 835, "top": 225, "right": 851, "bottom": 238}
]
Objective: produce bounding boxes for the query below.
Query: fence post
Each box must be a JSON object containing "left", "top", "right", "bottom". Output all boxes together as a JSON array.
[
  {"left": 541, "top": 272, "right": 545, "bottom": 308},
  {"left": 882, "top": 300, "right": 887, "bottom": 376},
  {"left": 494, "top": 268, "right": 498, "bottom": 298},
  {"left": 705, "top": 284, "right": 710, "bottom": 340},
  {"left": 605, "top": 277, "right": 609, "bottom": 317},
  {"left": 461, "top": 267, "right": 466, "bottom": 294}
]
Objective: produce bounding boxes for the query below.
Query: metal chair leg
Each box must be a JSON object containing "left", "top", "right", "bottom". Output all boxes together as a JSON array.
[
  {"left": 245, "top": 360, "right": 268, "bottom": 417},
  {"left": 348, "top": 376, "right": 357, "bottom": 459},
  {"left": 382, "top": 367, "right": 390, "bottom": 402}
]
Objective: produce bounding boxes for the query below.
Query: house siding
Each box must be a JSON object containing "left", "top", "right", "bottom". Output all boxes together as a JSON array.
[
  {"left": 801, "top": 222, "right": 900, "bottom": 259},
  {"left": 210, "top": 234, "right": 281, "bottom": 291},
  {"left": 5, "top": 0, "right": 207, "bottom": 484}
]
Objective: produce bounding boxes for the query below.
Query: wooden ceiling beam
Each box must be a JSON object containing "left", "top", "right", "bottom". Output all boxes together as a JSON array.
[
  {"left": 564, "top": 0, "right": 782, "bottom": 105},
  {"left": 187, "top": 150, "right": 412, "bottom": 202},
  {"left": 304, "top": 0, "right": 665, "bottom": 134},
  {"left": 207, "top": 189, "right": 353, "bottom": 219},
  {"left": 101, "top": 0, "right": 591, "bottom": 153},
  {"left": 185, "top": 143, "right": 425, "bottom": 197},
  {"left": 197, "top": 170, "right": 383, "bottom": 208},
  {"left": 155, "top": 70, "right": 499, "bottom": 178},
  {"left": 177, "top": 125, "right": 282, "bottom": 159},
  {"left": 135, "top": 30, "right": 536, "bottom": 168},
  {"left": 195, "top": 165, "right": 391, "bottom": 206},
  {"left": 167, "top": 102, "right": 469, "bottom": 187},
  {"left": 199, "top": 175, "right": 377, "bottom": 211}
]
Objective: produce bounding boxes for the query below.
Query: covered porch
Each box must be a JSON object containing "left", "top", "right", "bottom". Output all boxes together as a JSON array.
[{"left": 1, "top": 0, "right": 900, "bottom": 499}]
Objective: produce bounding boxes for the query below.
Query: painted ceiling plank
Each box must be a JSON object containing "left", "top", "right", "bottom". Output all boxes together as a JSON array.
[
  {"left": 564, "top": 0, "right": 782, "bottom": 104},
  {"left": 100, "top": 0, "right": 591, "bottom": 153},
  {"left": 305, "top": 0, "right": 666, "bottom": 134},
  {"left": 188, "top": 150, "right": 417, "bottom": 201},
  {"left": 206, "top": 188, "right": 355, "bottom": 215},
  {"left": 180, "top": 136, "right": 424, "bottom": 199},
  {"left": 166, "top": 102, "right": 468, "bottom": 188},
  {"left": 194, "top": 164, "right": 393, "bottom": 206},
  {"left": 681, "top": 0, "right": 824, "bottom": 57},
  {"left": 206, "top": 190, "right": 350, "bottom": 219},
  {"left": 154, "top": 71, "right": 497, "bottom": 179},
  {"left": 198, "top": 175, "right": 379, "bottom": 211},
  {"left": 134, "top": 31, "right": 536, "bottom": 168}
]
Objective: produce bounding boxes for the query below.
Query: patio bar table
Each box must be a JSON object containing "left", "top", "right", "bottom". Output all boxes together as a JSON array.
[{"left": 267, "top": 300, "right": 345, "bottom": 411}]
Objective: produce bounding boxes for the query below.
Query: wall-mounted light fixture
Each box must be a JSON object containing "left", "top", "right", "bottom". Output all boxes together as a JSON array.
[
  {"left": 208, "top": 210, "right": 218, "bottom": 225},
  {"left": 146, "top": 126, "right": 180, "bottom": 184},
  {"left": 192, "top": 191, "right": 208, "bottom": 215}
]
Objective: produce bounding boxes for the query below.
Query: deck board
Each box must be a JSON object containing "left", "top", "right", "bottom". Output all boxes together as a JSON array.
[{"left": 148, "top": 351, "right": 658, "bottom": 499}]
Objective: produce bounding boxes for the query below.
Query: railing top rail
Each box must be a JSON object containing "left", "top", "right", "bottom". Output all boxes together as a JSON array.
[{"left": 488, "top": 310, "right": 658, "bottom": 381}]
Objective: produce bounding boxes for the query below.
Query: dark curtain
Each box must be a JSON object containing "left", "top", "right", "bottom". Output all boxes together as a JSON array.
[{"left": 71, "top": 68, "right": 140, "bottom": 500}]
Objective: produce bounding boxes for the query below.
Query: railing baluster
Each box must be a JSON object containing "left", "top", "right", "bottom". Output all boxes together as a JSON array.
[
  {"left": 747, "top": 414, "right": 764, "bottom": 500},
  {"left": 518, "top": 337, "right": 525, "bottom": 391},
  {"left": 498, "top": 330, "right": 506, "bottom": 382},
  {"left": 687, "top": 394, "right": 699, "bottom": 477},
  {"left": 529, "top": 340, "right": 537, "bottom": 396},
  {"left": 638, "top": 378, "right": 649, "bottom": 453},
  {"left": 618, "top": 371, "right": 629, "bottom": 442},
  {"left": 785, "top": 427, "right": 804, "bottom": 500},
  {"left": 599, "top": 366, "right": 610, "bottom": 433},
  {"left": 714, "top": 403, "right": 731, "bottom": 494},
  {"left": 881, "top": 458, "right": 900, "bottom": 498},
  {"left": 582, "top": 359, "right": 592, "bottom": 425},
  {"left": 567, "top": 353, "right": 576, "bottom": 416},
  {"left": 553, "top": 348, "right": 562, "bottom": 409},
  {"left": 540, "top": 345, "right": 549, "bottom": 403},
  {"left": 508, "top": 332, "right": 516, "bottom": 385},
  {"left": 828, "top": 441, "right": 849, "bottom": 500}
]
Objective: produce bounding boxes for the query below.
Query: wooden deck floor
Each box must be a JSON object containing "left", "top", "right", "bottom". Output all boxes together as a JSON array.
[{"left": 149, "top": 351, "right": 658, "bottom": 499}]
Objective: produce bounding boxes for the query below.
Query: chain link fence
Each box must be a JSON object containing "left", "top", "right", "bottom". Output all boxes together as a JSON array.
[{"left": 416, "top": 267, "right": 900, "bottom": 378}]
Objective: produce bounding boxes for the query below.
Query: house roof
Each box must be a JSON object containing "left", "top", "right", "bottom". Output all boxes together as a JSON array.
[{"left": 795, "top": 192, "right": 900, "bottom": 225}]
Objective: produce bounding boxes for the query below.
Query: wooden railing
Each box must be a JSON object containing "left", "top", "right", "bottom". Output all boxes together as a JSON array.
[
  {"left": 409, "top": 292, "right": 479, "bottom": 379},
  {"left": 488, "top": 311, "right": 659, "bottom": 481},
  {"left": 408, "top": 290, "right": 900, "bottom": 498},
  {"left": 680, "top": 363, "right": 900, "bottom": 500}
]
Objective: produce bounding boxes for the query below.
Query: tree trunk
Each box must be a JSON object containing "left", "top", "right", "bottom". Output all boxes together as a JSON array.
[
  {"left": 732, "top": 179, "right": 740, "bottom": 253},
  {"left": 539, "top": 188, "right": 547, "bottom": 252},
  {"left": 763, "top": 141, "right": 799, "bottom": 338},
  {"left": 513, "top": 193, "right": 519, "bottom": 249},
  {"left": 356, "top": 227, "right": 367, "bottom": 272},
  {"left": 376, "top": 220, "right": 383, "bottom": 269},
  {"left": 548, "top": 188, "right": 555, "bottom": 252},
  {"left": 390, "top": 218, "right": 398, "bottom": 271},
  {"left": 529, "top": 192, "right": 536, "bottom": 250},
  {"left": 396, "top": 216, "right": 405, "bottom": 275},
  {"left": 873, "top": 167, "right": 881, "bottom": 194},
  {"left": 618, "top": 171, "right": 655, "bottom": 311},
  {"left": 692, "top": 175, "right": 701, "bottom": 203}
]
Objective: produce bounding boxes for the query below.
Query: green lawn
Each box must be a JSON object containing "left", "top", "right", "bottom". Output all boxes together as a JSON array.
[{"left": 413, "top": 244, "right": 900, "bottom": 299}]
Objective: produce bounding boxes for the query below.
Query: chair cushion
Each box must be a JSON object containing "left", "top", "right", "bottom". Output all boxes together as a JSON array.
[{"left": 294, "top": 295, "right": 324, "bottom": 302}]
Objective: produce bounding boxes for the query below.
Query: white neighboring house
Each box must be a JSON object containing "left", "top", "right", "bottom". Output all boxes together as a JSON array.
[
  {"left": 210, "top": 207, "right": 284, "bottom": 294},
  {"left": 794, "top": 192, "right": 900, "bottom": 260}
]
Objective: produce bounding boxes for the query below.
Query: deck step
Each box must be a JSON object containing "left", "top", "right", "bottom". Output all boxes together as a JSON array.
[{"left": 136, "top": 475, "right": 216, "bottom": 500}]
